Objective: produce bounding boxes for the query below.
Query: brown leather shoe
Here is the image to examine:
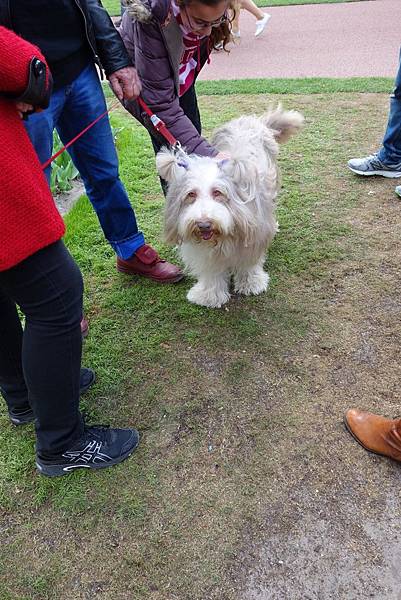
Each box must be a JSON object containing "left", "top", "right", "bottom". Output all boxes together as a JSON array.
[
  {"left": 344, "top": 409, "right": 401, "bottom": 462},
  {"left": 116, "top": 244, "right": 183, "bottom": 284}
]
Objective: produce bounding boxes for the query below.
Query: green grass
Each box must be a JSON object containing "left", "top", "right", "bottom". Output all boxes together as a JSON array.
[
  {"left": 0, "top": 84, "right": 395, "bottom": 598},
  {"left": 102, "top": 0, "right": 121, "bottom": 16},
  {"left": 196, "top": 77, "right": 394, "bottom": 96},
  {"left": 101, "top": 77, "right": 394, "bottom": 102}
]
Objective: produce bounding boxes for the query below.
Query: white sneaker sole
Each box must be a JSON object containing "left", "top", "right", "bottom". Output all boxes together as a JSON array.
[
  {"left": 348, "top": 166, "right": 401, "bottom": 178},
  {"left": 255, "top": 14, "right": 271, "bottom": 37}
]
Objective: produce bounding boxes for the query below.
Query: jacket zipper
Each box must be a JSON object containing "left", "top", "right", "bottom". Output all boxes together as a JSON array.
[
  {"left": 159, "top": 24, "right": 180, "bottom": 94},
  {"left": 73, "top": 0, "right": 103, "bottom": 75}
]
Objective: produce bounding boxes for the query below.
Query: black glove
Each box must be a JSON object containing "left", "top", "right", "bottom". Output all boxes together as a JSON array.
[{"left": 15, "top": 57, "right": 53, "bottom": 110}]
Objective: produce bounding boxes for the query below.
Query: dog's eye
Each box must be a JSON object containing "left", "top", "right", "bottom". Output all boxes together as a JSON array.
[
  {"left": 212, "top": 189, "right": 226, "bottom": 202},
  {"left": 184, "top": 191, "right": 197, "bottom": 204}
]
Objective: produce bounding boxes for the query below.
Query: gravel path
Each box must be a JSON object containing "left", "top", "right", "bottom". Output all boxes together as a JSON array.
[{"left": 199, "top": 0, "right": 401, "bottom": 81}]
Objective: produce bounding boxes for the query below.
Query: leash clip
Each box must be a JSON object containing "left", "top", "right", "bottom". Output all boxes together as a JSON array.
[{"left": 150, "top": 114, "right": 162, "bottom": 129}]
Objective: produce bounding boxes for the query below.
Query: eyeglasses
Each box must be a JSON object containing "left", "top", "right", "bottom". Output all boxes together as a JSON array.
[{"left": 184, "top": 6, "right": 228, "bottom": 31}]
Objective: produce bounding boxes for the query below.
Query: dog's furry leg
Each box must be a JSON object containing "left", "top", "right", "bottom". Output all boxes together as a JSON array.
[
  {"left": 234, "top": 258, "right": 269, "bottom": 296},
  {"left": 187, "top": 274, "right": 231, "bottom": 308}
]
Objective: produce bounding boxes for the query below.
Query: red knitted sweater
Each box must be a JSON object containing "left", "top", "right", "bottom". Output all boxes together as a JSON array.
[{"left": 0, "top": 27, "right": 65, "bottom": 271}]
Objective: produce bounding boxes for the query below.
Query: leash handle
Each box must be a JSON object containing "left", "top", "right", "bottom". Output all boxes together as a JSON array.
[{"left": 137, "top": 96, "right": 179, "bottom": 148}]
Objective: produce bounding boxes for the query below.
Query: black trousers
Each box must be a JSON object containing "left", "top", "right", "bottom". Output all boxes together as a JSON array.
[
  {"left": 0, "top": 241, "right": 84, "bottom": 457},
  {"left": 150, "top": 83, "right": 202, "bottom": 194}
]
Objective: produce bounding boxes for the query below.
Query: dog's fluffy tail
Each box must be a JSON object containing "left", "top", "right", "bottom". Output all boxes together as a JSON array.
[{"left": 261, "top": 104, "right": 304, "bottom": 143}]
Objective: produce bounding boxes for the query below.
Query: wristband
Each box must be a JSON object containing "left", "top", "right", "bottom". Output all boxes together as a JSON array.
[{"left": 15, "top": 57, "right": 53, "bottom": 109}]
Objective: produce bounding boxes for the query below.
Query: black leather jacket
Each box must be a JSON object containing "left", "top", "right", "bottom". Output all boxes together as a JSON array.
[{"left": 0, "top": 0, "right": 131, "bottom": 76}]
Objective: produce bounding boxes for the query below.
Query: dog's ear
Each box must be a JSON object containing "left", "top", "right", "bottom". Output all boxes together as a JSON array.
[
  {"left": 261, "top": 104, "right": 304, "bottom": 143},
  {"left": 156, "top": 147, "right": 189, "bottom": 182},
  {"left": 219, "top": 158, "right": 258, "bottom": 189}
]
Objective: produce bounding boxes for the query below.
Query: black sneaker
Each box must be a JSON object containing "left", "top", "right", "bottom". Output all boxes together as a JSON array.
[
  {"left": 8, "top": 367, "right": 96, "bottom": 426},
  {"left": 36, "top": 425, "right": 140, "bottom": 477},
  {"left": 79, "top": 367, "right": 96, "bottom": 395},
  {"left": 8, "top": 406, "right": 36, "bottom": 426}
]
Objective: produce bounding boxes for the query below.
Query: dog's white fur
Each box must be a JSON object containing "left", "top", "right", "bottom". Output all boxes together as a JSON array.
[{"left": 156, "top": 105, "right": 304, "bottom": 308}]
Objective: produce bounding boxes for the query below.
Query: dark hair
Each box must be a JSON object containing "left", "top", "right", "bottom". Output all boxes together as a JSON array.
[{"left": 176, "top": 0, "right": 236, "bottom": 51}]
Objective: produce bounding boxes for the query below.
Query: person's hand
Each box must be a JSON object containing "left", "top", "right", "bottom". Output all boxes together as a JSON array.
[
  {"left": 15, "top": 101, "right": 34, "bottom": 119},
  {"left": 108, "top": 66, "right": 142, "bottom": 101}
]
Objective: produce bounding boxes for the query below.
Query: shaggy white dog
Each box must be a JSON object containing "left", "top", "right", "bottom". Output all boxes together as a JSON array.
[{"left": 156, "top": 105, "right": 304, "bottom": 308}]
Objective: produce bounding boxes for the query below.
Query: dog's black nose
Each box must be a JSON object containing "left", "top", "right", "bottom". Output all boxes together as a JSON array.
[{"left": 197, "top": 221, "right": 212, "bottom": 232}]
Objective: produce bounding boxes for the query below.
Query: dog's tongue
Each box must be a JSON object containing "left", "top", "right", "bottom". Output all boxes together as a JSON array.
[{"left": 201, "top": 231, "right": 213, "bottom": 240}]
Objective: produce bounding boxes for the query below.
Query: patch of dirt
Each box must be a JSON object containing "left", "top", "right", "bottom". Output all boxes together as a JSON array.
[{"left": 54, "top": 179, "right": 84, "bottom": 215}]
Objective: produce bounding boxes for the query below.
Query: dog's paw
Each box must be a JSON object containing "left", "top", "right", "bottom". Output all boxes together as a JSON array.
[
  {"left": 187, "top": 283, "right": 231, "bottom": 308},
  {"left": 234, "top": 268, "right": 269, "bottom": 296}
]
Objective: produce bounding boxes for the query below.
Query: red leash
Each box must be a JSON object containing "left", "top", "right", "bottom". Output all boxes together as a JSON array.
[
  {"left": 41, "top": 97, "right": 179, "bottom": 171},
  {"left": 136, "top": 96, "right": 179, "bottom": 147},
  {"left": 41, "top": 100, "right": 120, "bottom": 170}
]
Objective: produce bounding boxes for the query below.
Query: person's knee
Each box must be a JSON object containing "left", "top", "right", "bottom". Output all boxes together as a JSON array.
[
  {"left": 71, "top": 135, "right": 120, "bottom": 196},
  {"left": 44, "top": 245, "right": 84, "bottom": 328},
  {"left": 83, "top": 168, "right": 122, "bottom": 200},
  {"left": 61, "top": 256, "right": 84, "bottom": 325}
]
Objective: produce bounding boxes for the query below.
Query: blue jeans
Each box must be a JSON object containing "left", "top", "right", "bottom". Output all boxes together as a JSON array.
[
  {"left": 24, "top": 63, "right": 145, "bottom": 259},
  {"left": 378, "top": 48, "right": 401, "bottom": 167}
]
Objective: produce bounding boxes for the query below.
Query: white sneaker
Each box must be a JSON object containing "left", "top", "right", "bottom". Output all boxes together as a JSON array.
[
  {"left": 396, "top": 185, "right": 401, "bottom": 198},
  {"left": 255, "top": 13, "right": 271, "bottom": 37},
  {"left": 232, "top": 30, "right": 241, "bottom": 38}
]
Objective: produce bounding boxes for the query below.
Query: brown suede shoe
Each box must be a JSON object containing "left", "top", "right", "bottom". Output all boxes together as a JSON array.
[
  {"left": 344, "top": 409, "right": 401, "bottom": 462},
  {"left": 116, "top": 244, "right": 183, "bottom": 284}
]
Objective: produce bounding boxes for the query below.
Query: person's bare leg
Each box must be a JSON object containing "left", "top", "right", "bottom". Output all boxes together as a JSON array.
[
  {"left": 240, "top": 0, "right": 265, "bottom": 21},
  {"left": 238, "top": 0, "right": 271, "bottom": 37},
  {"left": 232, "top": 9, "right": 240, "bottom": 34}
]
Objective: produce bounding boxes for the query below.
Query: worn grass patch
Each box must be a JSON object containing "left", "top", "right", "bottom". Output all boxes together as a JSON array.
[{"left": 0, "top": 90, "right": 398, "bottom": 599}]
